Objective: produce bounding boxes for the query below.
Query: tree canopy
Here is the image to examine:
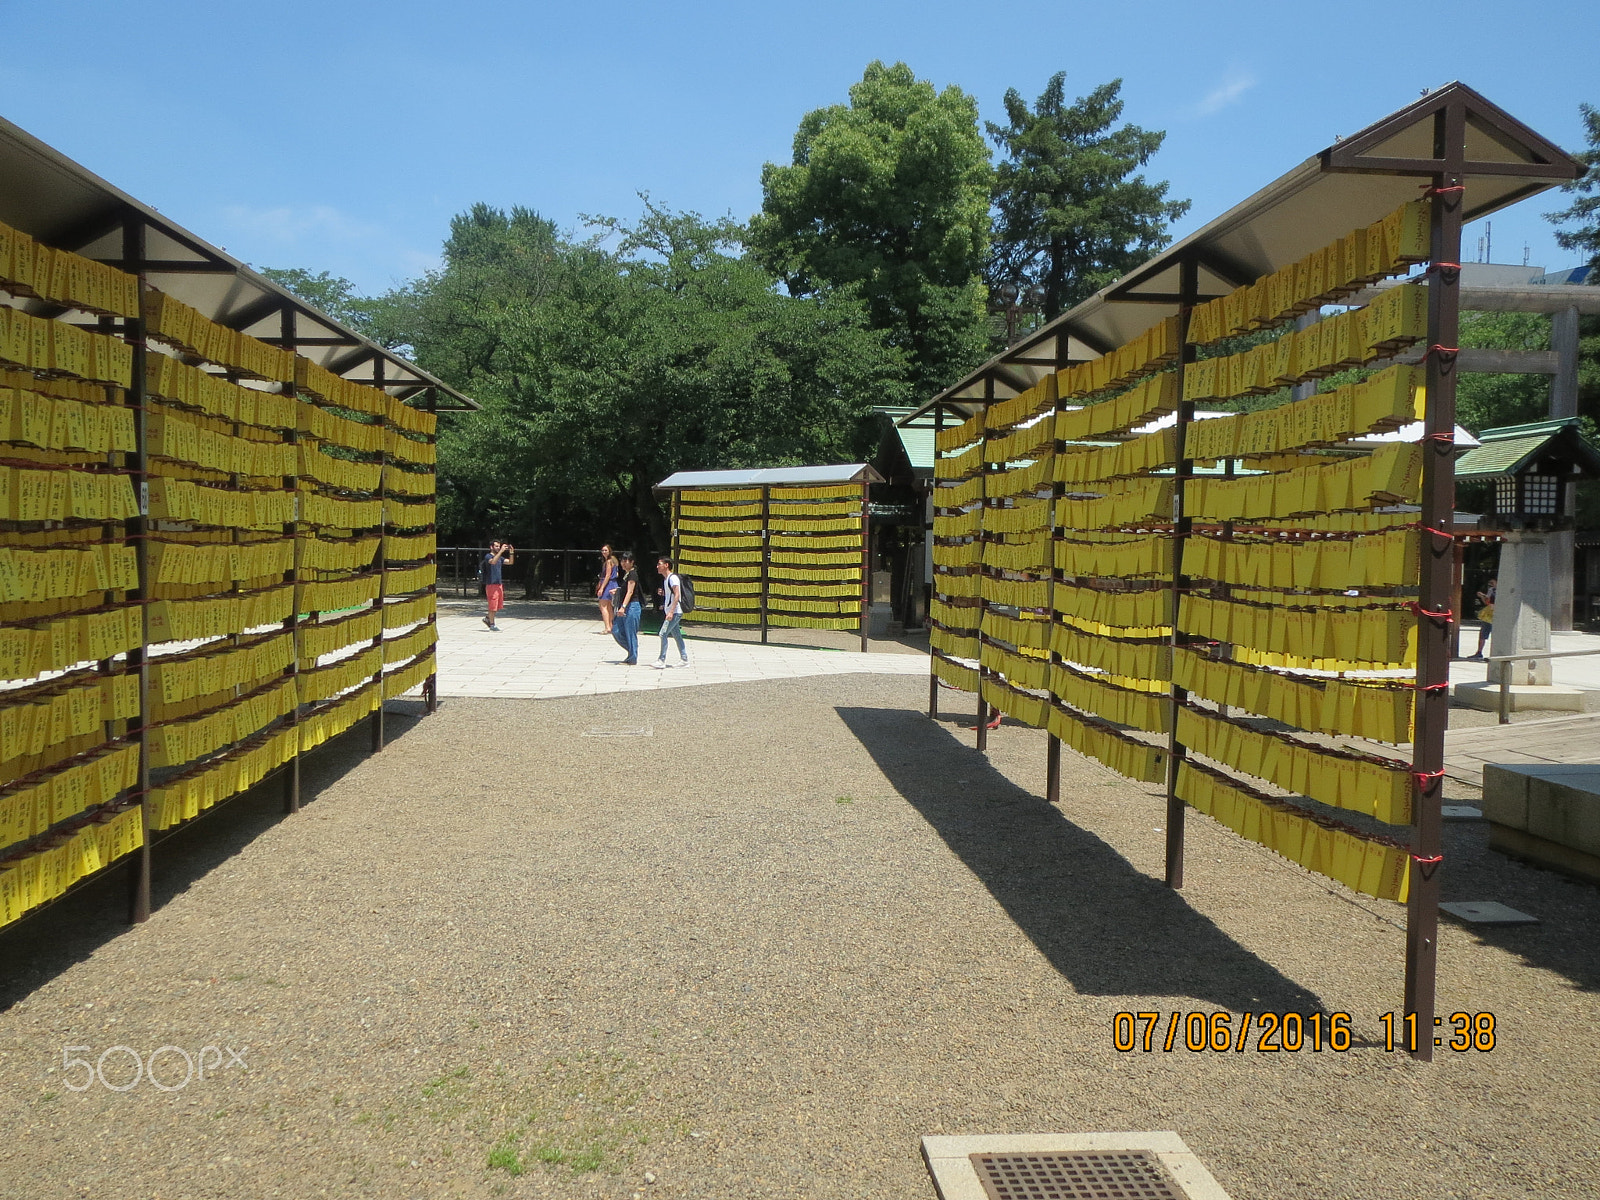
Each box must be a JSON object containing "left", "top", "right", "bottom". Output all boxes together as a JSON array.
[
  {"left": 986, "top": 73, "right": 1189, "bottom": 323},
  {"left": 269, "top": 203, "right": 905, "bottom": 551},
  {"left": 747, "top": 61, "right": 993, "bottom": 399},
  {"left": 264, "top": 63, "right": 1205, "bottom": 550},
  {"left": 259, "top": 267, "right": 382, "bottom": 335},
  {"left": 1546, "top": 103, "right": 1600, "bottom": 273}
]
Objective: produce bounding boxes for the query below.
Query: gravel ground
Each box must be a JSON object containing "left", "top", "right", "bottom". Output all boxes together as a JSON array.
[{"left": 1, "top": 675, "right": 1597, "bottom": 1200}]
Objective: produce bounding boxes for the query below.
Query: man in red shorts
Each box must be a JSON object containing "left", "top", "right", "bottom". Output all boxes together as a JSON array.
[{"left": 481, "top": 539, "right": 514, "bottom": 630}]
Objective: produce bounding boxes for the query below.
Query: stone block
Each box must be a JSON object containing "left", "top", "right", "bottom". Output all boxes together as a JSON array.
[
  {"left": 1484, "top": 762, "right": 1600, "bottom": 880},
  {"left": 1525, "top": 766, "right": 1600, "bottom": 858},
  {"left": 1451, "top": 682, "right": 1599, "bottom": 713},
  {"left": 1481, "top": 764, "right": 1530, "bottom": 830}
]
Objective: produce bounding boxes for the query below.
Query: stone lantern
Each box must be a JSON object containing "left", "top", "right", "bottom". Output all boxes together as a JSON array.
[{"left": 1455, "top": 418, "right": 1600, "bottom": 687}]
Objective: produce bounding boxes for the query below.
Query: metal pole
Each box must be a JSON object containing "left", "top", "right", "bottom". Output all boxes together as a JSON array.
[
  {"left": 280, "top": 304, "right": 302, "bottom": 812},
  {"left": 370, "top": 358, "right": 388, "bottom": 752},
  {"left": 1405, "top": 102, "right": 1467, "bottom": 1062},
  {"left": 123, "top": 211, "right": 152, "bottom": 924},
  {"left": 859, "top": 480, "right": 870, "bottom": 653},
  {"left": 1163, "top": 257, "right": 1199, "bottom": 889},
  {"left": 759, "top": 486, "right": 770, "bottom": 644},
  {"left": 1450, "top": 538, "right": 1465, "bottom": 659}
]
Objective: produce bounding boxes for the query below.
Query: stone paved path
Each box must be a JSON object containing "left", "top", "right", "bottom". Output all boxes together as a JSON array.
[
  {"left": 433, "top": 599, "right": 928, "bottom": 699},
  {"left": 1444, "top": 711, "right": 1600, "bottom": 787}
]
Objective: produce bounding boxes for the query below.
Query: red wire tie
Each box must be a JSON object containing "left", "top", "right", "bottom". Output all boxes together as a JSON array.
[
  {"left": 1412, "top": 768, "right": 1446, "bottom": 792},
  {"left": 1407, "top": 601, "right": 1455, "bottom": 624},
  {"left": 1419, "top": 183, "right": 1466, "bottom": 196},
  {"left": 1421, "top": 525, "right": 1454, "bottom": 540},
  {"left": 1421, "top": 344, "right": 1460, "bottom": 364},
  {"left": 1410, "top": 851, "right": 1444, "bottom": 880},
  {"left": 1425, "top": 261, "right": 1462, "bottom": 275}
]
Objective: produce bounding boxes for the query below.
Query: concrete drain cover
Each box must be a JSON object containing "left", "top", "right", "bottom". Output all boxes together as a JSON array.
[
  {"left": 922, "top": 1134, "right": 1230, "bottom": 1200},
  {"left": 971, "top": 1150, "right": 1183, "bottom": 1199},
  {"left": 1441, "top": 900, "right": 1538, "bottom": 924}
]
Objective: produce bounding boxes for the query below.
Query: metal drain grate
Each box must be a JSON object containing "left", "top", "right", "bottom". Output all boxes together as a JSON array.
[{"left": 970, "top": 1150, "right": 1187, "bottom": 1200}]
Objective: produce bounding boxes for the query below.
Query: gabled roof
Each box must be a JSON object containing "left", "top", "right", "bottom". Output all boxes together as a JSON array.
[
  {"left": 910, "top": 82, "right": 1584, "bottom": 420},
  {"left": 872, "top": 406, "right": 936, "bottom": 476},
  {"left": 655, "top": 464, "right": 884, "bottom": 491},
  {"left": 1455, "top": 418, "right": 1600, "bottom": 478},
  {"left": 0, "top": 115, "right": 476, "bottom": 410}
]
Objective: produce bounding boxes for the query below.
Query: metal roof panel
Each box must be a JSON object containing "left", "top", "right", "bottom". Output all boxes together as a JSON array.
[{"left": 656, "top": 464, "right": 884, "bottom": 490}]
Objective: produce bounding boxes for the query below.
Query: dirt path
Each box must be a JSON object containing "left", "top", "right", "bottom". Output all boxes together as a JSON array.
[{"left": 1, "top": 675, "right": 1596, "bottom": 1199}]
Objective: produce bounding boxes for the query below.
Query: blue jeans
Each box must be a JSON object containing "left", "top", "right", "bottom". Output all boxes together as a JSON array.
[
  {"left": 611, "top": 601, "right": 641, "bottom": 661},
  {"left": 658, "top": 613, "right": 686, "bottom": 661}
]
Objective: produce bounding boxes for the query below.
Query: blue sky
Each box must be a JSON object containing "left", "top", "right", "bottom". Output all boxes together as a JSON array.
[{"left": 2, "top": 0, "right": 1595, "bottom": 295}]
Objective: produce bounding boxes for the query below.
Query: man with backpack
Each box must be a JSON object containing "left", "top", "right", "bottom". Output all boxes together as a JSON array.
[{"left": 651, "top": 555, "right": 692, "bottom": 668}]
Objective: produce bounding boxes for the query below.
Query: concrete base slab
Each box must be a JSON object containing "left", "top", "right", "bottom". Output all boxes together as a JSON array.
[
  {"left": 1442, "top": 804, "right": 1483, "bottom": 820},
  {"left": 1440, "top": 900, "right": 1539, "bottom": 925},
  {"left": 921, "top": 1132, "right": 1231, "bottom": 1200},
  {"left": 1452, "top": 682, "right": 1599, "bottom": 713}
]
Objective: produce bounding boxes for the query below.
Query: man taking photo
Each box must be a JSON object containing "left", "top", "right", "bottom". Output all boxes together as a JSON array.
[{"left": 481, "top": 539, "right": 514, "bottom": 631}]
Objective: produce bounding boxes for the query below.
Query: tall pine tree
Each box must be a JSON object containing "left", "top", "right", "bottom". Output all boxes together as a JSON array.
[{"left": 987, "top": 74, "right": 1189, "bottom": 322}]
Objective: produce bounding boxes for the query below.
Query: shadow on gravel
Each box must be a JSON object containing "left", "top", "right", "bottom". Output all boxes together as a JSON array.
[
  {"left": 1436, "top": 817, "right": 1600, "bottom": 993},
  {"left": 0, "top": 702, "right": 433, "bottom": 1012},
  {"left": 838, "top": 705, "right": 1325, "bottom": 1012}
]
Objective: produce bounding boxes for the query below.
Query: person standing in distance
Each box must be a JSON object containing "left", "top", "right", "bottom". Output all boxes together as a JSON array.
[
  {"left": 610, "top": 551, "right": 641, "bottom": 664},
  {"left": 596, "top": 543, "right": 620, "bottom": 635},
  {"left": 481, "top": 538, "right": 514, "bottom": 630},
  {"left": 1468, "top": 577, "right": 1496, "bottom": 660},
  {"left": 651, "top": 555, "right": 690, "bottom": 668}
]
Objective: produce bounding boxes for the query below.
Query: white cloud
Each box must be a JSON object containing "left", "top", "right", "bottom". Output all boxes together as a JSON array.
[
  {"left": 218, "top": 203, "right": 383, "bottom": 246},
  {"left": 1191, "top": 71, "right": 1257, "bottom": 119}
]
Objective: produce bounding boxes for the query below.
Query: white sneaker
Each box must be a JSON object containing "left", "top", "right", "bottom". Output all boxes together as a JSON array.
[
  {"left": 679, "top": 656, "right": 690, "bottom": 666},
  {"left": 651, "top": 659, "right": 667, "bottom": 669}
]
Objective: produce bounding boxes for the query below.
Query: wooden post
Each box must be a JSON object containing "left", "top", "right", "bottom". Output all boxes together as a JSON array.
[
  {"left": 859, "top": 479, "right": 870, "bottom": 653},
  {"left": 280, "top": 304, "right": 302, "bottom": 812},
  {"left": 1163, "top": 257, "right": 1199, "bottom": 890},
  {"left": 929, "top": 406, "right": 944, "bottom": 718},
  {"left": 1405, "top": 102, "right": 1468, "bottom": 1061},
  {"left": 369, "top": 358, "right": 388, "bottom": 752},
  {"left": 424, "top": 389, "right": 439, "bottom": 715},
  {"left": 759, "top": 486, "right": 770, "bottom": 644},
  {"left": 1044, "top": 369, "right": 1062, "bottom": 806},
  {"left": 123, "top": 212, "right": 152, "bottom": 924},
  {"left": 976, "top": 378, "right": 994, "bottom": 750}
]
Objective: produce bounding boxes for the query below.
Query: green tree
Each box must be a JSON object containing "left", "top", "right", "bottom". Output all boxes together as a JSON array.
[
  {"left": 748, "top": 61, "right": 993, "bottom": 399},
  {"left": 987, "top": 74, "right": 1190, "bottom": 323},
  {"left": 380, "top": 202, "right": 904, "bottom": 551},
  {"left": 1545, "top": 103, "right": 1600, "bottom": 273},
  {"left": 1456, "top": 311, "right": 1557, "bottom": 433},
  {"left": 258, "top": 267, "right": 381, "bottom": 334}
]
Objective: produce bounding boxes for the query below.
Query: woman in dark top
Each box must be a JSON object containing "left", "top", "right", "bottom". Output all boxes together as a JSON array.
[{"left": 609, "top": 551, "right": 641, "bottom": 664}]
